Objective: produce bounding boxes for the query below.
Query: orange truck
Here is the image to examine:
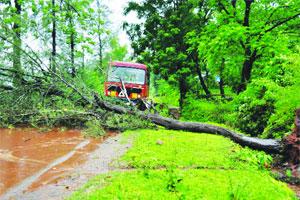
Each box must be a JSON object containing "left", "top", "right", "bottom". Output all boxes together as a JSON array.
[{"left": 104, "top": 61, "right": 149, "bottom": 100}]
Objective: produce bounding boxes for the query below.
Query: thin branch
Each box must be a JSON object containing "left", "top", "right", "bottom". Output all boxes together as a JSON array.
[
  {"left": 62, "top": 0, "right": 81, "bottom": 16},
  {"left": 265, "top": 5, "right": 290, "bottom": 25},
  {"left": 265, "top": 12, "right": 300, "bottom": 33},
  {"left": 0, "top": 67, "right": 47, "bottom": 80},
  {"left": 217, "top": 1, "right": 230, "bottom": 15}
]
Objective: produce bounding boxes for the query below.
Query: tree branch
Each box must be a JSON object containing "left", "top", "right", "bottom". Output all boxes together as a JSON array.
[
  {"left": 217, "top": 1, "right": 230, "bottom": 15},
  {"left": 265, "top": 12, "right": 300, "bottom": 33}
]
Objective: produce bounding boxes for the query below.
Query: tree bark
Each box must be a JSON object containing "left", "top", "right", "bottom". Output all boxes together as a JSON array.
[
  {"left": 51, "top": 0, "right": 57, "bottom": 72},
  {"left": 70, "top": 24, "right": 75, "bottom": 77},
  {"left": 179, "top": 76, "right": 188, "bottom": 109},
  {"left": 195, "top": 59, "right": 211, "bottom": 98},
  {"left": 67, "top": 5, "right": 76, "bottom": 77},
  {"left": 96, "top": 0, "right": 103, "bottom": 72},
  {"left": 243, "top": 0, "right": 253, "bottom": 27},
  {"left": 236, "top": 0, "right": 255, "bottom": 93},
  {"left": 237, "top": 47, "right": 257, "bottom": 93},
  {"left": 12, "top": 0, "right": 22, "bottom": 86},
  {"left": 98, "top": 33, "right": 103, "bottom": 69}
]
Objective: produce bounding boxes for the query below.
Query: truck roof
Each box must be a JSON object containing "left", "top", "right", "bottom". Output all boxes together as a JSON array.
[{"left": 111, "top": 61, "right": 147, "bottom": 70}]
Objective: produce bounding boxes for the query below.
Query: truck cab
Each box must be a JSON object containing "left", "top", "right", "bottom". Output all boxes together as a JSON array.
[{"left": 104, "top": 61, "right": 149, "bottom": 100}]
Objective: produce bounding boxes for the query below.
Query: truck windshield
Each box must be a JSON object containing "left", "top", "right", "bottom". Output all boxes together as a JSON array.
[{"left": 108, "top": 66, "right": 146, "bottom": 85}]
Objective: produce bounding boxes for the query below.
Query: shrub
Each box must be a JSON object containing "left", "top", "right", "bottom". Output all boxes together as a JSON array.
[
  {"left": 151, "top": 78, "right": 180, "bottom": 107},
  {"left": 262, "top": 52, "right": 300, "bottom": 138},
  {"left": 181, "top": 95, "right": 233, "bottom": 124},
  {"left": 232, "top": 79, "right": 277, "bottom": 137}
]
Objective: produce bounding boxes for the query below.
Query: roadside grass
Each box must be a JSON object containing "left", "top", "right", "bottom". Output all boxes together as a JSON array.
[
  {"left": 120, "top": 129, "right": 272, "bottom": 170},
  {"left": 69, "top": 129, "right": 296, "bottom": 200},
  {"left": 69, "top": 170, "right": 295, "bottom": 200}
]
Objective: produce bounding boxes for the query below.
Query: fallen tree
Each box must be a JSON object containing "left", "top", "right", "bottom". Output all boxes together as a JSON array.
[
  {"left": 94, "top": 94, "right": 282, "bottom": 154},
  {"left": 95, "top": 96, "right": 300, "bottom": 176}
]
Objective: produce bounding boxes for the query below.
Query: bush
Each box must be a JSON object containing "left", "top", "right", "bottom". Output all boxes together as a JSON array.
[
  {"left": 262, "top": 52, "right": 300, "bottom": 138},
  {"left": 151, "top": 78, "right": 180, "bottom": 107},
  {"left": 232, "top": 79, "right": 277, "bottom": 137},
  {"left": 181, "top": 95, "right": 233, "bottom": 124}
]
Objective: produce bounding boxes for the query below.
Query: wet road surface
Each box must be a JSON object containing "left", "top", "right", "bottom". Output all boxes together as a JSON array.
[{"left": 0, "top": 128, "right": 102, "bottom": 198}]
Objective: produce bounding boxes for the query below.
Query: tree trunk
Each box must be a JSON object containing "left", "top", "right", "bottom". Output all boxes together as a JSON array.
[
  {"left": 237, "top": 0, "right": 255, "bottom": 93},
  {"left": 243, "top": 0, "right": 253, "bottom": 27},
  {"left": 219, "top": 58, "right": 225, "bottom": 98},
  {"left": 94, "top": 94, "right": 282, "bottom": 154},
  {"left": 237, "top": 47, "right": 257, "bottom": 93},
  {"left": 96, "top": 0, "right": 103, "bottom": 72},
  {"left": 195, "top": 60, "right": 211, "bottom": 98},
  {"left": 98, "top": 34, "right": 103, "bottom": 69},
  {"left": 12, "top": 0, "right": 22, "bottom": 86},
  {"left": 153, "top": 73, "right": 159, "bottom": 96},
  {"left": 51, "top": 0, "right": 57, "bottom": 72},
  {"left": 69, "top": 18, "right": 75, "bottom": 77},
  {"left": 179, "top": 76, "right": 188, "bottom": 109}
]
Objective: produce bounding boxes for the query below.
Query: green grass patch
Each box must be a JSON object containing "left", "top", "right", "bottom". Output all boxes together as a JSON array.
[
  {"left": 69, "top": 169, "right": 295, "bottom": 200},
  {"left": 69, "top": 129, "right": 296, "bottom": 199},
  {"left": 120, "top": 129, "right": 272, "bottom": 170}
]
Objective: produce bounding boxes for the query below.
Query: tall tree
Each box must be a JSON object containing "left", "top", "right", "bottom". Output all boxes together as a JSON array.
[
  {"left": 124, "top": 0, "right": 212, "bottom": 108},
  {"left": 96, "top": 0, "right": 104, "bottom": 70},
  {"left": 214, "top": 0, "right": 300, "bottom": 92},
  {"left": 65, "top": 3, "right": 76, "bottom": 77},
  {"left": 51, "top": 0, "right": 57, "bottom": 72},
  {"left": 12, "top": 0, "right": 23, "bottom": 86}
]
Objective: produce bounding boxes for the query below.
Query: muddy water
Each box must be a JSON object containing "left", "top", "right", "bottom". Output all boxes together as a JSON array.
[{"left": 0, "top": 128, "right": 103, "bottom": 197}]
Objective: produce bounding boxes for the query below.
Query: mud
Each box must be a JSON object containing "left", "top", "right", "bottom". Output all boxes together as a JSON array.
[
  {"left": 7, "top": 134, "right": 130, "bottom": 200},
  {"left": 0, "top": 128, "right": 129, "bottom": 200},
  {"left": 0, "top": 128, "right": 85, "bottom": 196}
]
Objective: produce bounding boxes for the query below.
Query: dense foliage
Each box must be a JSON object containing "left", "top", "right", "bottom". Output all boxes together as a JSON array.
[
  {"left": 0, "top": 0, "right": 299, "bottom": 138},
  {"left": 125, "top": 0, "right": 300, "bottom": 138}
]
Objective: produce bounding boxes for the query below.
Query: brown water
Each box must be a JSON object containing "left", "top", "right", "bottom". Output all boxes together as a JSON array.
[{"left": 0, "top": 128, "right": 102, "bottom": 196}]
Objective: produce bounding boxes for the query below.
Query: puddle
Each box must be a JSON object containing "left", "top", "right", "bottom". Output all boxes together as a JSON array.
[{"left": 0, "top": 128, "right": 105, "bottom": 196}]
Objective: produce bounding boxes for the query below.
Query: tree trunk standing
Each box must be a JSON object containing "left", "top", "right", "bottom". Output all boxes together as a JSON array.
[
  {"left": 69, "top": 17, "right": 75, "bottom": 77},
  {"left": 96, "top": 0, "right": 103, "bottom": 72},
  {"left": 243, "top": 0, "right": 253, "bottom": 27},
  {"left": 238, "top": 46, "right": 257, "bottom": 93},
  {"left": 153, "top": 73, "right": 159, "bottom": 96},
  {"left": 12, "top": 0, "right": 22, "bottom": 86},
  {"left": 195, "top": 60, "right": 211, "bottom": 98},
  {"left": 179, "top": 76, "right": 188, "bottom": 109},
  {"left": 98, "top": 34, "right": 103, "bottom": 69},
  {"left": 51, "top": 0, "right": 57, "bottom": 72},
  {"left": 219, "top": 78, "right": 225, "bottom": 98},
  {"left": 236, "top": 0, "right": 255, "bottom": 93},
  {"left": 283, "top": 109, "right": 300, "bottom": 177},
  {"left": 219, "top": 58, "right": 225, "bottom": 98}
]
